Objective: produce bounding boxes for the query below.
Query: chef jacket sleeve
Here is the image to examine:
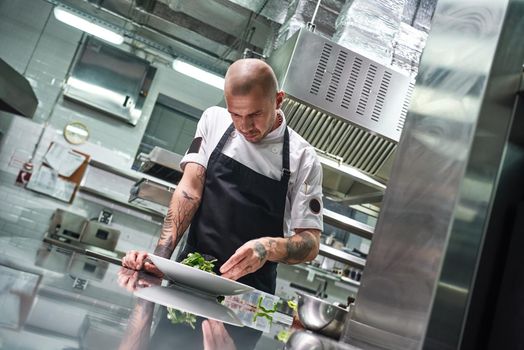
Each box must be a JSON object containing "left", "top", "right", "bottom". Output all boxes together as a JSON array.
[
  {"left": 289, "top": 147, "right": 324, "bottom": 232},
  {"left": 180, "top": 108, "right": 212, "bottom": 170}
]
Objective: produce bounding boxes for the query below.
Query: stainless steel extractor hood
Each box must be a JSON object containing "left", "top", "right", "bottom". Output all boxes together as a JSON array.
[
  {"left": 0, "top": 58, "right": 38, "bottom": 118},
  {"left": 269, "top": 28, "right": 413, "bottom": 143},
  {"left": 268, "top": 28, "right": 414, "bottom": 206}
]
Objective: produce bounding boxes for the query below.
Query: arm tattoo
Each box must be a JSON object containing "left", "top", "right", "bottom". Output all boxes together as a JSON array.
[
  {"left": 120, "top": 299, "right": 155, "bottom": 350},
  {"left": 154, "top": 166, "right": 206, "bottom": 258},
  {"left": 254, "top": 241, "right": 267, "bottom": 262},
  {"left": 182, "top": 190, "right": 195, "bottom": 201},
  {"left": 284, "top": 231, "right": 316, "bottom": 263}
]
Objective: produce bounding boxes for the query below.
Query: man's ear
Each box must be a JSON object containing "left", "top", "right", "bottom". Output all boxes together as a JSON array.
[{"left": 276, "top": 91, "right": 285, "bottom": 109}]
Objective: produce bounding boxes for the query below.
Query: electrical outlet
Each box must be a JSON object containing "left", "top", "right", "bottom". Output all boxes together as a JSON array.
[{"left": 98, "top": 209, "right": 113, "bottom": 225}]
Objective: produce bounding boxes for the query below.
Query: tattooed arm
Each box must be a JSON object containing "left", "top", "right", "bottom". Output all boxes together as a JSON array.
[
  {"left": 153, "top": 162, "right": 206, "bottom": 258},
  {"left": 118, "top": 298, "right": 155, "bottom": 350},
  {"left": 122, "top": 163, "right": 206, "bottom": 272},
  {"left": 220, "top": 229, "right": 320, "bottom": 280}
]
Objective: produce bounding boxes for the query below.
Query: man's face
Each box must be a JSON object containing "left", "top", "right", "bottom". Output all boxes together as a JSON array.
[{"left": 225, "top": 86, "right": 284, "bottom": 143}]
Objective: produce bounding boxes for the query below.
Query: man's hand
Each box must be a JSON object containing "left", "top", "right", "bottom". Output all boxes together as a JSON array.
[
  {"left": 220, "top": 239, "right": 269, "bottom": 280},
  {"left": 202, "top": 319, "right": 236, "bottom": 350},
  {"left": 121, "top": 250, "right": 163, "bottom": 277},
  {"left": 117, "top": 267, "right": 162, "bottom": 292},
  {"left": 220, "top": 229, "right": 321, "bottom": 280}
]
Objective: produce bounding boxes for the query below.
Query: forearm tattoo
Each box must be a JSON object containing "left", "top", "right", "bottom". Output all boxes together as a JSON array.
[
  {"left": 254, "top": 241, "right": 267, "bottom": 262},
  {"left": 284, "top": 231, "right": 316, "bottom": 264},
  {"left": 154, "top": 167, "right": 205, "bottom": 258},
  {"left": 120, "top": 299, "right": 155, "bottom": 350}
]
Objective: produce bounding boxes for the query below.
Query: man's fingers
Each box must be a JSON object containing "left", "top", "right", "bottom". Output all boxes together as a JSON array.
[
  {"left": 144, "top": 261, "right": 163, "bottom": 277},
  {"left": 122, "top": 250, "right": 138, "bottom": 268},
  {"left": 136, "top": 252, "right": 148, "bottom": 270},
  {"left": 221, "top": 261, "right": 252, "bottom": 280},
  {"left": 202, "top": 320, "right": 216, "bottom": 349},
  {"left": 220, "top": 248, "right": 248, "bottom": 273},
  {"left": 122, "top": 250, "right": 149, "bottom": 271}
]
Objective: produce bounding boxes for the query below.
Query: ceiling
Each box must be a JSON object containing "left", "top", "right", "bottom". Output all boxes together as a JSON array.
[{"left": 50, "top": 0, "right": 347, "bottom": 74}]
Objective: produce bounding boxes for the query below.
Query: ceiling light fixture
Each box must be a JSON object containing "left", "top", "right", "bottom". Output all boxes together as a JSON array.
[
  {"left": 172, "top": 59, "right": 224, "bottom": 90},
  {"left": 53, "top": 7, "right": 124, "bottom": 45}
]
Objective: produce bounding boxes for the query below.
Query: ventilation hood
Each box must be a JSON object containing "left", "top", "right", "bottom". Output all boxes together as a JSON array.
[
  {"left": 0, "top": 58, "right": 38, "bottom": 118},
  {"left": 268, "top": 28, "right": 414, "bottom": 207}
]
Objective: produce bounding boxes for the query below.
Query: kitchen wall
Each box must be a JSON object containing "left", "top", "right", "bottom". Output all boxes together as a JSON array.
[
  {"left": 0, "top": 0, "right": 223, "bottom": 252},
  {"left": 0, "top": 0, "right": 224, "bottom": 169},
  {"left": 0, "top": 116, "right": 162, "bottom": 251}
]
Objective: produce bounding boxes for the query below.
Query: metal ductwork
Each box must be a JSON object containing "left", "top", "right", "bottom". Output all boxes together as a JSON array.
[{"left": 0, "top": 58, "right": 38, "bottom": 118}]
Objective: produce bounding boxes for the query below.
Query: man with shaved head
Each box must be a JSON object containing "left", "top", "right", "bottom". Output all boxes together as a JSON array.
[{"left": 123, "top": 59, "right": 323, "bottom": 296}]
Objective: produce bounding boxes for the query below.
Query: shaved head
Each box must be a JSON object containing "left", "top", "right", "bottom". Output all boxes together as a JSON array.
[
  {"left": 223, "top": 59, "right": 285, "bottom": 143},
  {"left": 224, "top": 59, "right": 279, "bottom": 101}
]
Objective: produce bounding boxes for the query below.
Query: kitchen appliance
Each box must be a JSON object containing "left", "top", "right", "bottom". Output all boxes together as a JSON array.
[
  {"left": 64, "top": 37, "right": 156, "bottom": 125},
  {"left": 268, "top": 28, "right": 413, "bottom": 208},
  {"left": 296, "top": 291, "right": 349, "bottom": 339},
  {"left": 68, "top": 252, "right": 109, "bottom": 281},
  {"left": 48, "top": 209, "right": 120, "bottom": 252},
  {"left": 80, "top": 221, "right": 120, "bottom": 252},
  {"left": 0, "top": 58, "right": 38, "bottom": 118},
  {"left": 136, "top": 146, "right": 184, "bottom": 184},
  {"left": 48, "top": 209, "right": 87, "bottom": 243}
]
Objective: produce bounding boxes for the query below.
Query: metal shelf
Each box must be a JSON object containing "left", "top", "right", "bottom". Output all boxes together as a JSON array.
[
  {"left": 323, "top": 209, "right": 374, "bottom": 240},
  {"left": 318, "top": 243, "right": 365, "bottom": 269}
]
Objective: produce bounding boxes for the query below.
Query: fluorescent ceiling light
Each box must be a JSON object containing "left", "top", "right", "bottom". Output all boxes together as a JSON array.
[
  {"left": 172, "top": 59, "right": 224, "bottom": 90},
  {"left": 53, "top": 7, "right": 124, "bottom": 45}
]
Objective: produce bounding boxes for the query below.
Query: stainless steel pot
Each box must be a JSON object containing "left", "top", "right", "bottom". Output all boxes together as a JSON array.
[{"left": 296, "top": 291, "right": 349, "bottom": 339}]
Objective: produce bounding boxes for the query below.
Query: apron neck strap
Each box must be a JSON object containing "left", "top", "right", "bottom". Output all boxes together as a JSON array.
[
  {"left": 216, "top": 123, "right": 291, "bottom": 183},
  {"left": 282, "top": 127, "right": 291, "bottom": 183},
  {"left": 216, "top": 124, "right": 236, "bottom": 152}
]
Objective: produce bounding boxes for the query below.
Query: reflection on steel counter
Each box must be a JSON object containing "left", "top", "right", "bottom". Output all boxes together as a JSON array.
[{"left": 117, "top": 268, "right": 295, "bottom": 350}]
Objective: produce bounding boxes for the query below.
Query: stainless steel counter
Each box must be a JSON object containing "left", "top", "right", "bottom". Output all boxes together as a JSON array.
[{"left": 0, "top": 235, "right": 359, "bottom": 350}]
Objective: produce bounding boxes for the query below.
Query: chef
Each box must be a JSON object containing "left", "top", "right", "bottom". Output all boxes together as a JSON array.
[{"left": 122, "top": 58, "right": 323, "bottom": 295}]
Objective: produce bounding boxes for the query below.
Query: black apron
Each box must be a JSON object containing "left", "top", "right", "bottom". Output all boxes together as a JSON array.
[{"left": 178, "top": 123, "right": 290, "bottom": 295}]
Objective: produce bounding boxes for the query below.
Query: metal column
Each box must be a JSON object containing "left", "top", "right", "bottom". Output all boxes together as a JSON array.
[{"left": 343, "top": 0, "right": 524, "bottom": 349}]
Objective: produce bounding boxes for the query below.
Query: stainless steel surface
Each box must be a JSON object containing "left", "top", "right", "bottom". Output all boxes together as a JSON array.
[
  {"left": 129, "top": 178, "right": 174, "bottom": 207},
  {"left": 48, "top": 208, "right": 120, "bottom": 252},
  {"left": 319, "top": 244, "right": 365, "bottom": 269},
  {"left": 269, "top": 28, "right": 412, "bottom": 143},
  {"left": 323, "top": 209, "right": 374, "bottom": 241},
  {"left": 284, "top": 331, "right": 362, "bottom": 350},
  {"left": 63, "top": 37, "right": 156, "bottom": 125},
  {"left": 3, "top": 235, "right": 311, "bottom": 349},
  {"left": 79, "top": 185, "right": 166, "bottom": 218},
  {"left": 283, "top": 97, "right": 398, "bottom": 177},
  {"left": 48, "top": 209, "right": 87, "bottom": 242},
  {"left": 138, "top": 146, "right": 184, "bottom": 183},
  {"left": 128, "top": 175, "right": 374, "bottom": 242},
  {"left": 285, "top": 331, "right": 324, "bottom": 350},
  {"left": 345, "top": 0, "right": 524, "bottom": 349},
  {"left": 319, "top": 153, "right": 386, "bottom": 206},
  {"left": 80, "top": 222, "right": 120, "bottom": 252},
  {"left": 43, "top": 233, "right": 123, "bottom": 265},
  {"left": 0, "top": 57, "right": 38, "bottom": 118},
  {"left": 296, "top": 291, "right": 349, "bottom": 339},
  {"left": 285, "top": 330, "right": 364, "bottom": 350},
  {"left": 88, "top": 159, "right": 177, "bottom": 188}
]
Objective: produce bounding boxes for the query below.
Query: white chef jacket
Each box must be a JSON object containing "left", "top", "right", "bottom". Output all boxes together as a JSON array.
[{"left": 181, "top": 106, "right": 323, "bottom": 237}]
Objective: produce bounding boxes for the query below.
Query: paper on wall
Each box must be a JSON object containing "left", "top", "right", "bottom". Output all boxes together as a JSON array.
[
  {"left": 44, "top": 143, "right": 86, "bottom": 177},
  {"left": 26, "top": 165, "right": 76, "bottom": 202}
]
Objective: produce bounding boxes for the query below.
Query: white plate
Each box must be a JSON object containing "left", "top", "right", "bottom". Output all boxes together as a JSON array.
[
  {"left": 134, "top": 285, "right": 244, "bottom": 327},
  {"left": 148, "top": 254, "right": 254, "bottom": 296}
]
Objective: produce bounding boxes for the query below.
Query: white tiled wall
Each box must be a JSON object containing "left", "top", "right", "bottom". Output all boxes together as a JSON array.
[
  {"left": 0, "top": 0, "right": 222, "bottom": 254},
  {"left": 0, "top": 0, "right": 224, "bottom": 170}
]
